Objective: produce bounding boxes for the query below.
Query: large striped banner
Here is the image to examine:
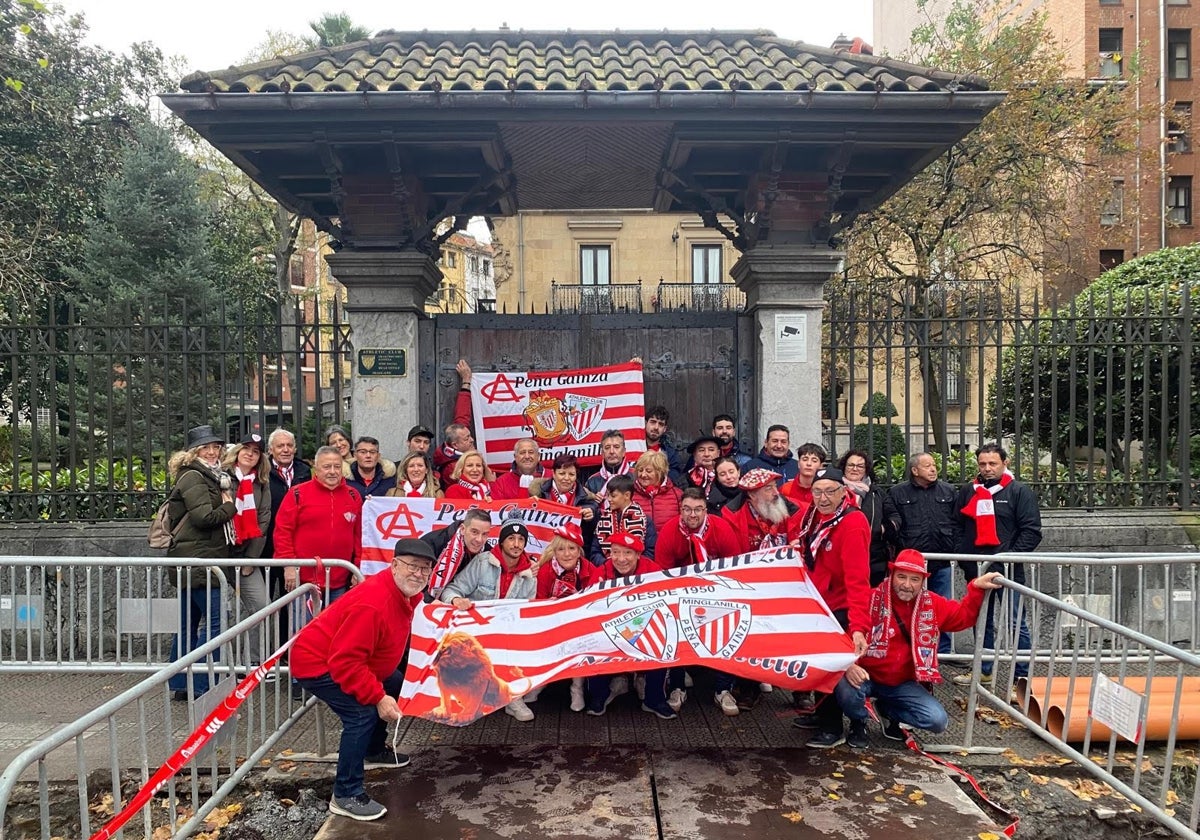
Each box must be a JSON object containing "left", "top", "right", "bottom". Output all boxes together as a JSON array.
[
  {"left": 360, "top": 496, "right": 582, "bottom": 575},
  {"left": 397, "top": 547, "right": 857, "bottom": 725},
  {"left": 470, "top": 362, "right": 646, "bottom": 470}
]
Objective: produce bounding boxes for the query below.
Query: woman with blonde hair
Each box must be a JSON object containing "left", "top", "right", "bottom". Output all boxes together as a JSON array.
[
  {"left": 221, "top": 433, "right": 273, "bottom": 665},
  {"left": 387, "top": 452, "right": 444, "bottom": 498},
  {"left": 631, "top": 449, "right": 682, "bottom": 532},
  {"left": 534, "top": 523, "right": 592, "bottom": 711},
  {"left": 443, "top": 450, "right": 496, "bottom": 500}
]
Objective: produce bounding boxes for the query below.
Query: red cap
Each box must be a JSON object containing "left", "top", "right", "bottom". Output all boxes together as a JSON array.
[
  {"left": 554, "top": 522, "right": 585, "bottom": 549},
  {"left": 609, "top": 531, "right": 645, "bottom": 554},
  {"left": 889, "top": 548, "right": 929, "bottom": 577}
]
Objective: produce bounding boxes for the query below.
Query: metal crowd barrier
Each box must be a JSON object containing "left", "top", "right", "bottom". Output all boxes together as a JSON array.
[
  {"left": 0, "top": 557, "right": 362, "bottom": 673},
  {"left": 958, "top": 573, "right": 1200, "bottom": 838}
]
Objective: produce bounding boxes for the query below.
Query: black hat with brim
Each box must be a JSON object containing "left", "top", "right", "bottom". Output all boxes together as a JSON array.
[{"left": 185, "top": 425, "right": 224, "bottom": 449}]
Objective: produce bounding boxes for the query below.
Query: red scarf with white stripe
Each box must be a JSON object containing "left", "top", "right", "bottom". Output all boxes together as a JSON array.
[
  {"left": 680, "top": 517, "right": 710, "bottom": 566},
  {"left": 548, "top": 483, "right": 574, "bottom": 505},
  {"left": 430, "top": 528, "right": 469, "bottom": 595},
  {"left": 232, "top": 468, "right": 261, "bottom": 545},
  {"left": 549, "top": 558, "right": 581, "bottom": 599},
  {"left": 593, "top": 460, "right": 633, "bottom": 503},
  {"left": 865, "top": 580, "right": 940, "bottom": 684},
  {"left": 798, "top": 495, "right": 854, "bottom": 571},
  {"left": 456, "top": 477, "right": 492, "bottom": 501},
  {"left": 961, "top": 471, "right": 1013, "bottom": 546},
  {"left": 688, "top": 466, "right": 714, "bottom": 495},
  {"left": 402, "top": 480, "right": 427, "bottom": 497}
]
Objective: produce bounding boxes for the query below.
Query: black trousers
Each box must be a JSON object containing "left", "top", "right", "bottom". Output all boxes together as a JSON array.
[{"left": 815, "top": 608, "right": 851, "bottom": 734}]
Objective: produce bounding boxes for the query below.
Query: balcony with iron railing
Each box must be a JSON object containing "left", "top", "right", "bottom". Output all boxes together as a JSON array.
[
  {"left": 652, "top": 281, "right": 746, "bottom": 313},
  {"left": 550, "top": 280, "right": 644, "bottom": 314}
]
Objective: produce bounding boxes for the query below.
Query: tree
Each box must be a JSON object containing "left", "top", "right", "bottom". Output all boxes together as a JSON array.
[
  {"left": 989, "top": 245, "right": 1200, "bottom": 470},
  {"left": 838, "top": 0, "right": 1153, "bottom": 454},
  {"left": 306, "top": 12, "right": 371, "bottom": 49}
]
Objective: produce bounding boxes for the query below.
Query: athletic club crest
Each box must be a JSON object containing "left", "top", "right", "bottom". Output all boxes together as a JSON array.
[
  {"left": 522, "top": 390, "right": 571, "bottom": 445},
  {"left": 602, "top": 600, "right": 678, "bottom": 661},
  {"left": 679, "top": 598, "right": 752, "bottom": 659},
  {"left": 563, "top": 393, "right": 607, "bottom": 441}
]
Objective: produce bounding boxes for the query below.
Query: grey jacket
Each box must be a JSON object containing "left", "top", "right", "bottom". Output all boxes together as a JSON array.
[{"left": 440, "top": 550, "right": 537, "bottom": 602}]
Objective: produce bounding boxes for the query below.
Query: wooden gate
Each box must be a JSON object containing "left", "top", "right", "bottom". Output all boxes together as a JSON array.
[{"left": 421, "top": 313, "right": 755, "bottom": 454}]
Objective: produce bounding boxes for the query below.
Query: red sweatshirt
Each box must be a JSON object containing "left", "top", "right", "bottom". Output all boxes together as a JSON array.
[
  {"left": 804, "top": 508, "right": 873, "bottom": 635},
  {"left": 863, "top": 584, "right": 986, "bottom": 685},
  {"left": 654, "top": 514, "right": 743, "bottom": 569},
  {"left": 289, "top": 569, "right": 422, "bottom": 705},
  {"left": 594, "top": 555, "right": 661, "bottom": 583},
  {"left": 272, "top": 478, "right": 362, "bottom": 590}
]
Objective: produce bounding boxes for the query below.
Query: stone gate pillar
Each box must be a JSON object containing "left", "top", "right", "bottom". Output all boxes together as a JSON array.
[
  {"left": 731, "top": 245, "right": 843, "bottom": 450},
  {"left": 325, "top": 250, "right": 440, "bottom": 444}
]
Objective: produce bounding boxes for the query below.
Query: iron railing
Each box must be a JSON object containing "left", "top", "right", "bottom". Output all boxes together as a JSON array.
[
  {"left": 825, "top": 280, "right": 1196, "bottom": 508},
  {"left": 550, "top": 281, "right": 643, "bottom": 314},
  {"left": 652, "top": 281, "right": 745, "bottom": 313},
  {"left": 0, "top": 296, "right": 352, "bottom": 522}
]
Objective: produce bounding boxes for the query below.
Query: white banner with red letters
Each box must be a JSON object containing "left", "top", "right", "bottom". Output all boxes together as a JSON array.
[
  {"left": 470, "top": 361, "right": 646, "bottom": 470},
  {"left": 360, "top": 496, "right": 582, "bottom": 576},
  {"left": 397, "top": 546, "right": 857, "bottom": 725}
]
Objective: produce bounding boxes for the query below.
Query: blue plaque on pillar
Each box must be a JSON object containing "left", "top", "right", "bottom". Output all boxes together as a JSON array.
[{"left": 357, "top": 349, "right": 407, "bottom": 376}]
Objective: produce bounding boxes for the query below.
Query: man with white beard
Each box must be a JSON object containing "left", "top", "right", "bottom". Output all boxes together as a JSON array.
[{"left": 718, "top": 468, "right": 805, "bottom": 553}]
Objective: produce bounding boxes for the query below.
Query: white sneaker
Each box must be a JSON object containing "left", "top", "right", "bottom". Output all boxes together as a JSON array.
[
  {"left": 569, "top": 678, "right": 586, "bottom": 712},
  {"left": 505, "top": 698, "right": 534, "bottom": 721},
  {"left": 524, "top": 686, "right": 541, "bottom": 703},
  {"left": 759, "top": 682, "right": 773, "bottom": 693},
  {"left": 715, "top": 690, "right": 740, "bottom": 716},
  {"left": 634, "top": 673, "right": 646, "bottom": 701},
  {"left": 668, "top": 688, "right": 687, "bottom": 712},
  {"left": 610, "top": 675, "right": 630, "bottom": 699},
  {"left": 683, "top": 672, "right": 694, "bottom": 688}
]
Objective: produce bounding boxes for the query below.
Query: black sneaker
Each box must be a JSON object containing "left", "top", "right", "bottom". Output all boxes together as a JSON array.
[
  {"left": 364, "top": 750, "right": 411, "bottom": 769},
  {"left": 805, "top": 730, "right": 845, "bottom": 749},
  {"left": 883, "top": 719, "right": 907, "bottom": 741},
  {"left": 790, "top": 690, "right": 817, "bottom": 713},
  {"left": 641, "top": 701, "right": 678, "bottom": 720},
  {"left": 585, "top": 696, "right": 607, "bottom": 716},
  {"left": 733, "top": 683, "right": 761, "bottom": 711},
  {"left": 846, "top": 720, "right": 869, "bottom": 749},
  {"left": 791, "top": 712, "right": 821, "bottom": 729},
  {"left": 328, "top": 793, "right": 387, "bottom": 821}
]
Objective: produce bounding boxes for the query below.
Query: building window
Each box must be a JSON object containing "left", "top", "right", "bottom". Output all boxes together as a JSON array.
[
  {"left": 580, "top": 245, "right": 612, "bottom": 286},
  {"left": 1100, "top": 0, "right": 1121, "bottom": 4},
  {"left": 691, "top": 244, "right": 722, "bottom": 284},
  {"left": 447, "top": 251, "right": 457, "bottom": 269},
  {"left": 1099, "top": 250, "right": 1125, "bottom": 272},
  {"left": 1100, "top": 179, "right": 1124, "bottom": 225},
  {"left": 1168, "top": 0, "right": 1189, "bottom": 7},
  {"left": 1099, "top": 29, "right": 1123, "bottom": 78},
  {"left": 1168, "top": 175, "right": 1193, "bottom": 225},
  {"left": 1169, "top": 103, "right": 1192, "bottom": 153},
  {"left": 941, "top": 346, "right": 968, "bottom": 408},
  {"left": 1169, "top": 30, "right": 1191, "bottom": 80}
]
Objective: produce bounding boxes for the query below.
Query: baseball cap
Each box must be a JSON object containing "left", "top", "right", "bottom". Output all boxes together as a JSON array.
[{"left": 407, "top": 424, "right": 435, "bottom": 441}]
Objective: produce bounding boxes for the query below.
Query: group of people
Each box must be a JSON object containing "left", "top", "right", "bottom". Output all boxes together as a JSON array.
[{"left": 162, "top": 358, "right": 1043, "bottom": 821}]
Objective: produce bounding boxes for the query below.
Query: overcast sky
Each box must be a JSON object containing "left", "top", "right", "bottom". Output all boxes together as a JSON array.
[{"left": 55, "top": 0, "right": 873, "bottom": 74}]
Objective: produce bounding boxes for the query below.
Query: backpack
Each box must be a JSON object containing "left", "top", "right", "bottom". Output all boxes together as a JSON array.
[{"left": 148, "top": 492, "right": 185, "bottom": 549}]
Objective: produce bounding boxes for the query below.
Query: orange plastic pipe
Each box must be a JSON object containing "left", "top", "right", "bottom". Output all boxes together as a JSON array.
[{"left": 1013, "top": 677, "right": 1200, "bottom": 742}]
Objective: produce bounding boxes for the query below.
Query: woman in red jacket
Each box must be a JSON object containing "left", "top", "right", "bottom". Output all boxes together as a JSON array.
[
  {"left": 631, "top": 450, "right": 682, "bottom": 533},
  {"left": 533, "top": 523, "right": 592, "bottom": 711}
]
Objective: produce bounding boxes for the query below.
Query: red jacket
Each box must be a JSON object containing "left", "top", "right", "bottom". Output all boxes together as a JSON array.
[
  {"left": 289, "top": 569, "right": 422, "bottom": 705},
  {"left": 272, "top": 479, "right": 362, "bottom": 590},
  {"left": 492, "top": 466, "right": 546, "bottom": 500},
  {"left": 803, "top": 508, "right": 873, "bottom": 635},
  {"left": 536, "top": 560, "right": 594, "bottom": 599},
  {"left": 632, "top": 480, "right": 682, "bottom": 533},
  {"left": 594, "top": 555, "right": 661, "bottom": 583},
  {"left": 719, "top": 495, "right": 805, "bottom": 555},
  {"left": 654, "top": 514, "right": 743, "bottom": 569},
  {"left": 781, "top": 477, "right": 813, "bottom": 509},
  {"left": 433, "top": 390, "right": 473, "bottom": 484},
  {"left": 863, "top": 584, "right": 986, "bottom": 685}
]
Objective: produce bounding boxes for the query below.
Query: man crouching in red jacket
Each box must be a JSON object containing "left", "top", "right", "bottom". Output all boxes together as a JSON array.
[
  {"left": 290, "top": 539, "right": 436, "bottom": 822},
  {"left": 831, "top": 549, "right": 1002, "bottom": 748}
]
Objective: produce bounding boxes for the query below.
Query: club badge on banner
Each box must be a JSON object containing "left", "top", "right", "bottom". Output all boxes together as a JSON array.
[
  {"left": 360, "top": 496, "right": 582, "bottom": 575},
  {"left": 398, "top": 547, "right": 858, "bottom": 725},
  {"left": 470, "top": 362, "right": 646, "bottom": 470}
]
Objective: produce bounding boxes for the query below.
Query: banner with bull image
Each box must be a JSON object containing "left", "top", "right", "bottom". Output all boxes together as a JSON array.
[
  {"left": 360, "top": 496, "right": 582, "bottom": 576},
  {"left": 397, "top": 547, "right": 858, "bottom": 725},
  {"left": 470, "top": 361, "right": 646, "bottom": 470}
]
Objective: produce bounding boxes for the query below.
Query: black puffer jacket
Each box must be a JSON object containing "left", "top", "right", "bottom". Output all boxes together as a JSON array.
[
  {"left": 167, "top": 460, "right": 237, "bottom": 587},
  {"left": 886, "top": 477, "right": 958, "bottom": 565}
]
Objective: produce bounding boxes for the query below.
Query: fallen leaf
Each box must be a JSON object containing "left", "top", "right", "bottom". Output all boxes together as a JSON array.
[
  {"left": 88, "top": 794, "right": 114, "bottom": 816},
  {"left": 1020, "top": 789, "right": 1032, "bottom": 799},
  {"left": 780, "top": 811, "right": 804, "bottom": 823},
  {"left": 204, "top": 803, "right": 243, "bottom": 830},
  {"left": 1167, "top": 790, "right": 1181, "bottom": 805},
  {"left": 1027, "top": 773, "right": 1049, "bottom": 784},
  {"left": 152, "top": 827, "right": 172, "bottom": 840},
  {"left": 832, "top": 772, "right": 844, "bottom": 778},
  {"left": 279, "top": 748, "right": 295, "bottom": 756},
  {"left": 873, "top": 796, "right": 887, "bottom": 803},
  {"left": 908, "top": 791, "right": 925, "bottom": 802},
  {"left": 276, "top": 760, "right": 297, "bottom": 772},
  {"left": 979, "top": 833, "right": 1002, "bottom": 840},
  {"left": 279, "top": 798, "right": 295, "bottom": 807},
  {"left": 828, "top": 793, "right": 840, "bottom": 801}
]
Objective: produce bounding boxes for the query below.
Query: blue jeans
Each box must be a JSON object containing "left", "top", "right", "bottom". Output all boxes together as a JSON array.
[
  {"left": 588, "top": 668, "right": 670, "bottom": 707},
  {"left": 168, "top": 587, "right": 223, "bottom": 695},
  {"left": 980, "top": 563, "right": 1031, "bottom": 678},
  {"left": 835, "top": 676, "right": 949, "bottom": 733},
  {"left": 927, "top": 564, "right": 953, "bottom": 655},
  {"left": 298, "top": 670, "right": 404, "bottom": 799}
]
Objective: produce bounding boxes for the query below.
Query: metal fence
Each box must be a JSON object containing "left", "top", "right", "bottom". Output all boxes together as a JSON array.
[
  {"left": 652, "top": 281, "right": 746, "bottom": 313},
  {"left": 550, "top": 281, "right": 643, "bottom": 314},
  {"left": 825, "top": 280, "right": 1196, "bottom": 508},
  {"left": 0, "top": 296, "right": 352, "bottom": 522}
]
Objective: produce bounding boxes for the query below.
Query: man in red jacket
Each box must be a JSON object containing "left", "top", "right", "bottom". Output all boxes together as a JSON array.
[
  {"left": 491, "top": 438, "right": 547, "bottom": 499},
  {"left": 832, "top": 550, "right": 1001, "bottom": 747},
  {"left": 290, "top": 539, "right": 436, "bottom": 822},
  {"left": 655, "top": 488, "right": 742, "bottom": 569},
  {"left": 277, "top": 446, "right": 362, "bottom": 602},
  {"left": 720, "top": 468, "right": 805, "bottom": 553}
]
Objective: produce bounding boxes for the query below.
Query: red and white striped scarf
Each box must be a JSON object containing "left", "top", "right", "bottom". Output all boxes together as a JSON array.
[
  {"left": 865, "top": 579, "right": 940, "bottom": 684},
  {"left": 593, "top": 459, "right": 633, "bottom": 502},
  {"left": 402, "top": 480, "right": 428, "bottom": 497},
  {"left": 456, "top": 478, "right": 492, "bottom": 501},
  {"left": 429, "top": 528, "right": 469, "bottom": 595},
  {"left": 549, "top": 558, "right": 580, "bottom": 599},
  {"left": 232, "top": 468, "right": 262, "bottom": 545},
  {"left": 548, "top": 482, "right": 574, "bottom": 506},
  {"left": 798, "top": 495, "right": 854, "bottom": 571},
  {"left": 961, "top": 470, "right": 1013, "bottom": 546},
  {"left": 680, "top": 516, "right": 710, "bottom": 566},
  {"left": 688, "top": 466, "right": 714, "bottom": 495}
]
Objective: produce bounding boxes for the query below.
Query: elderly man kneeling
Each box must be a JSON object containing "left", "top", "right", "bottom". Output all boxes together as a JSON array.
[
  {"left": 832, "top": 549, "right": 1001, "bottom": 748},
  {"left": 290, "top": 539, "right": 436, "bottom": 821}
]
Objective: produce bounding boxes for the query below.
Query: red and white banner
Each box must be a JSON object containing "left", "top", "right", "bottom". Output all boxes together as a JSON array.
[
  {"left": 360, "top": 496, "right": 582, "bottom": 575},
  {"left": 397, "top": 547, "right": 857, "bottom": 725},
  {"left": 470, "top": 362, "right": 646, "bottom": 470}
]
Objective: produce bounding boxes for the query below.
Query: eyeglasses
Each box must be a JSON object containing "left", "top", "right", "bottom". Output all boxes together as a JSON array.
[
  {"left": 355, "top": 448, "right": 379, "bottom": 455},
  {"left": 811, "top": 487, "right": 844, "bottom": 498},
  {"left": 394, "top": 558, "right": 433, "bottom": 576},
  {"left": 680, "top": 507, "right": 707, "bottom": 515},
  {"left": 844, "top": 462, "right": 866, "bottom": 470}
]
